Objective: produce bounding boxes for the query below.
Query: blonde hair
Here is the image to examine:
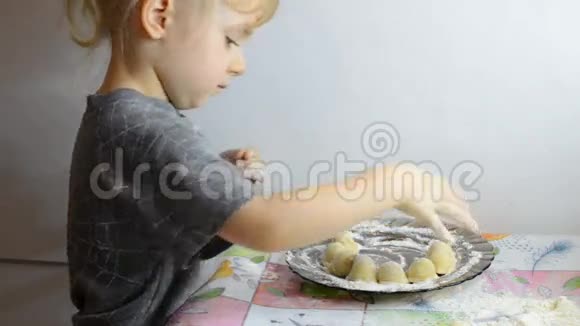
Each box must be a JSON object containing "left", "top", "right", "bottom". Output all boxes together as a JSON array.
[{"left": 65, "top": 0, "right": 279, "bottom": 48}]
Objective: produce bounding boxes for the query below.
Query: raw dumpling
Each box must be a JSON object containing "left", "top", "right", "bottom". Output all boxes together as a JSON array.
[
  {"left": 335, "top": 231, "right": 353, "bottom": 243},
  {"left": 324, "top": 232, "right": 360, "bottom": 273},
  {"left": 377, "top": 261, "right": 409, "bottom": 284},
  {"left": 327, "top": 249, "right": 356, "bottom": 277},
  {"left": 427, "top": 240, "right": 457, "bottom": 275},
  {"left": 335, "top": 231, "right": 359, "bottom": 252},
  {"left": 323, "top": 242, "right": 346, "bottom": 267},
  {"left": 406, "top": 258, "right": 439, "bottom": 283},
  {"left": 347, "top": 255, "right": 377, "bottom": 283}
]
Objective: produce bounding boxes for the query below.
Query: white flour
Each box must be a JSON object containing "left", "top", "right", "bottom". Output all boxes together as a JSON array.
[
  {"left": 448, "top": 294, "right": 580, "bottom": 326},
  {"left": 353, "top": 220, "right": 436, "bottom": 237}
]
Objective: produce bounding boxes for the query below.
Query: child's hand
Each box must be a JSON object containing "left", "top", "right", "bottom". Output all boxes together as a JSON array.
[
  {"left": 220, "top": 148, "right": 264, "bottom": 183},
  {"left": 389, "top": 163, "right": 479, "bottom": 242}
]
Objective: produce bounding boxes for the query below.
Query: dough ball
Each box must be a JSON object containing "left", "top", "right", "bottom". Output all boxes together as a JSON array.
[
  {"left": 335, "top": 231, "right": 353, "bottom": 242},
  {"left": 323, "top": 242, "right": 345, "bottom": 267},
  {"left": 427, "top": 240, "right": 457, "bottom": 275},
  {"left": 406, "top": 258, "right": 439, "bottom": 283},
  {"left": 377, "top": 261, "right": 409, "bottom": 284},
  {"left": 327, "top": 249, "right": 356, "bottom": 277},
  {"left": 335, "top": 231, "right": 359, "bottom": 252},
  {"left": 347, "top": 255, "right": 377, "bottom": 283}
]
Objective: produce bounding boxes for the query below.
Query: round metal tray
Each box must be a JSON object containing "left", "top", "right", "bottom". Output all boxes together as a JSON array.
[{"left": 286, "top": 218, "right": 495, "bottom": 294}]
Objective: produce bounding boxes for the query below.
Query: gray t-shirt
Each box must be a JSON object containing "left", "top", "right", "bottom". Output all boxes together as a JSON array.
[{"left": 67, "top": 89, "right": 254, "bottom": 326}]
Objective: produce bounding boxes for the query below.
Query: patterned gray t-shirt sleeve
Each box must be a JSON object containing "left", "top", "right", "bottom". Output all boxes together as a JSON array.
[{"left": 67, "top": 89, "right": 254, "bottom": 326}]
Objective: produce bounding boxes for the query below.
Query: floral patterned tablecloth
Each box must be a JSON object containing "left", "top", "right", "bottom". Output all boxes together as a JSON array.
[{"left": 168, "top": 234, "right": 580, "bottom": 325}]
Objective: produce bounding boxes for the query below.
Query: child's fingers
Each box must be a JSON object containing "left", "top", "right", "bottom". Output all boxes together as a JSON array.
[
  {"left": 237, "top": 158, "right": 265, "bottom": 183},
  {"left": 398, "top": 204, "right": 454, "bottom": 242},
  {"left": 435, "top": 202, "right": 479, "bottom": 234},
  {"left": 239, "top": 148, "right": 260, "bottom": 161},
  {"left": 236, "top": 157, "right": 263, "bottom": 169},
  {"left": 235, "top": 150, "right": 247, "bottom": 161},
  {"left": 418, "top": 209, "right": 454, "bottom": 243},
  {"left": 243, "top": 168, "right": 264, "bottom": 183}
]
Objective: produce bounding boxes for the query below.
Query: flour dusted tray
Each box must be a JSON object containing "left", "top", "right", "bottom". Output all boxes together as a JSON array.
[{"left": 286, "top": 218, "right": 495, "bottom": 294}]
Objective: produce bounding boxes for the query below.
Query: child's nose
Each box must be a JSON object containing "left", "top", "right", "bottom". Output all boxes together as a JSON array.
[{"left": 228, "top": 52, "right": 246, "bottom": 77}]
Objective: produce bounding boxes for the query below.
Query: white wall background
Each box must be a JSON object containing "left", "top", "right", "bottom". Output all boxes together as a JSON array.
[{"left": 1, "top": 0, "right": 579, "bottom": 262}]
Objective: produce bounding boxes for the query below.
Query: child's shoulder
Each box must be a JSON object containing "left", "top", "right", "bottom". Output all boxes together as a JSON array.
[
  {"left": 83, "top": 88, "right": 199, "bottom": 140},
  {"left": 77, "top": 88, "right": 208, "bottom": 163},
  {"left": 86, "top": 88, "right": 183, "bottom": 122}
]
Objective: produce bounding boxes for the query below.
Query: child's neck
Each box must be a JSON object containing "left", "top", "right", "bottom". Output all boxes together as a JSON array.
[{"left": 98, "top": 45, "right": 168, "bottom": 103}]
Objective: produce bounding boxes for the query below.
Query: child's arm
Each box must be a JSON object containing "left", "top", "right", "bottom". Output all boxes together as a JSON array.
[{"left": 219, "top": 164, "right": 476, "bottom": 252}]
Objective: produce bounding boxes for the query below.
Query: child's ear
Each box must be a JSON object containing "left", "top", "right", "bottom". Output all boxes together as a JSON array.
[{"left": 140, "top": 0, "right": 175, "bottom": 40}]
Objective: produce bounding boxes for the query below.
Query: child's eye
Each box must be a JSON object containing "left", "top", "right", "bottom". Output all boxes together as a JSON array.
[{"left": 225, "top": 36, "right": 239, "bottom": 47}]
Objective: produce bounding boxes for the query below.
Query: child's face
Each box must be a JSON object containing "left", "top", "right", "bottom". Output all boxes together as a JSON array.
[{"left": 155, "top": 1, "right": 259, "bottom": 109}]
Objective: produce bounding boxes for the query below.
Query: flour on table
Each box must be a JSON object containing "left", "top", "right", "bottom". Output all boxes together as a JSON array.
[{"left": 448, "top": 295, "right": 580, "bottom": 326}]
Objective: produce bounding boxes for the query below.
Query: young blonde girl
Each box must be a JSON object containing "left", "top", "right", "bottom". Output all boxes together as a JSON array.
[{"left": 65, "top": 1, "right": 478, "bottom": 325}]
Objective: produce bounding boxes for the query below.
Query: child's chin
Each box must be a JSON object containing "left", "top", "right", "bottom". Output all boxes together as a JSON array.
[{"left": 174, "top": 96, "right": 208, "bottom": 110}]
